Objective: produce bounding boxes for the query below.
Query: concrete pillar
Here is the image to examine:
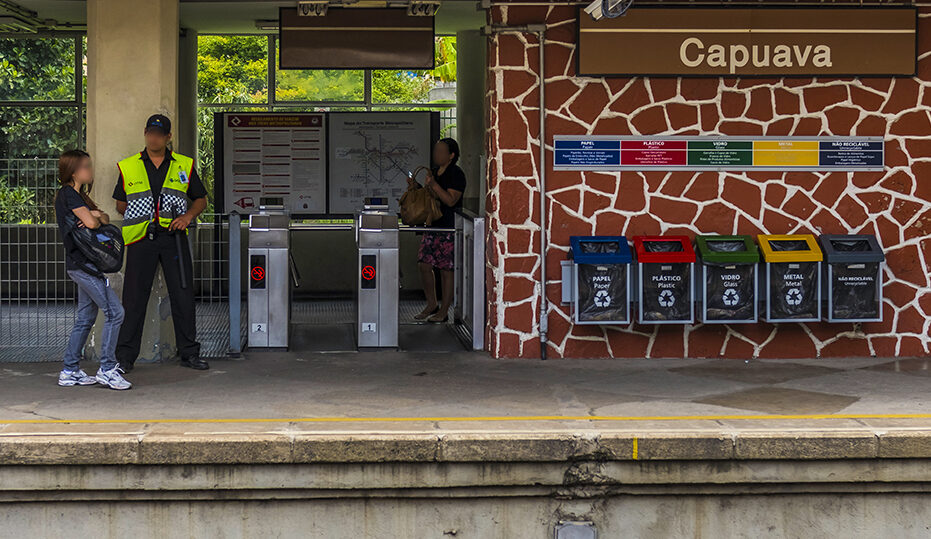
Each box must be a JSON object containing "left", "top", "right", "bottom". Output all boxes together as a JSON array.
[
  {"left": 85, "top": 0, "right": 181, "bottom": 363},
  {"left": 177, "top": 28, "right": 198, "bottom": 158},
  {"left": 456, "top": 30, "right": 487, "bottom": 214}
]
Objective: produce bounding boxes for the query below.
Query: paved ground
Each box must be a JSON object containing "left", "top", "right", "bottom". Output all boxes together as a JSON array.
[{"left": 0, "top": 352, "right": 929, "bottom": 439}]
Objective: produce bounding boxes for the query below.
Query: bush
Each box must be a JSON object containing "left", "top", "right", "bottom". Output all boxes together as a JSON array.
[{"left": 0, "top": 179, "right": 40, "bottom": 224}]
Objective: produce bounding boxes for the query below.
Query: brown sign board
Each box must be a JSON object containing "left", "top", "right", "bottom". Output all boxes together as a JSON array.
[
  {"left": 279, "top": 8, "right": 434, "bottom": 70},
  {"left": 578, "top": 7, "right": 916, "bottom": 77}
]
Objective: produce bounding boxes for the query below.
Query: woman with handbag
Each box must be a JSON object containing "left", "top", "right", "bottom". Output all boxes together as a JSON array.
[
  {"left": 411, "top": 138, "right": 467, "bottom": 323},
  {"left": 54, "top": 150, "right": 131, "bottom": 390}
]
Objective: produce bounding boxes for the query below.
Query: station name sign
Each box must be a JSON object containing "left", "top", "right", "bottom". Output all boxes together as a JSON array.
[
  {"left": 578, "top": 8, "right": 916, "bottom": 77},
  {"left": 553, "top": 136, "right": 884, "bottom": 172}
]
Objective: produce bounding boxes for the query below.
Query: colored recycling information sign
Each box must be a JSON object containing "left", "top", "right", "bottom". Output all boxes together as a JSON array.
[{"left": 553, "top": 136, "right": 883, "bottom": 171}]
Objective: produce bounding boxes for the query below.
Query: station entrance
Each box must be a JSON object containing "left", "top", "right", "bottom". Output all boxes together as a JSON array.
[
  {"left": 196, "top": 5, "right": 488, "bottom": 358},
  {"left": 216, "top": 111, "right": 484, "bottom": 356}
]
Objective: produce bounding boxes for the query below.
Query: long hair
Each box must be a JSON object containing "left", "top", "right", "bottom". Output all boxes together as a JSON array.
[
  {"left": 439, "top": 137, "right": 460, "bottom": 166},
  {"left": 57, "top": 149, "right": 98, "bottom": 210}
]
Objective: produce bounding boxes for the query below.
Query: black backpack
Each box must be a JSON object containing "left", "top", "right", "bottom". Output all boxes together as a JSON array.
[{"left": 65, "top": 214, "right": 125, "bottom": 276}]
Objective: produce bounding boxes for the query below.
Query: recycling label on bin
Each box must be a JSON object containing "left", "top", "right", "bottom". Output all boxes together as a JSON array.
[
  {"left": 641, "top": 263, "right": 692, "bottom": 321},
  {"left": 768, "top": 262, "right": 818, "bottom": 319},
  {"left": 705, "top": 265, "right": 755, "bottom": 321},
  {"left": 830, "top": 262, "right": 880, "bottom": 320},
  {"left": 577, "top": 264, "right": 628, "bottom": 322}
]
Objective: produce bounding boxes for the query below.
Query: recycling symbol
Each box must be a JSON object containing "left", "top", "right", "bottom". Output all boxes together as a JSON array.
[
  {"left": 722, "top": 288, "right": 740, "bottom": 306},
  {"left": 785, "top": 287, "right": 803, "bottom": 306},
  {"left": 593, "top": 290, "right": 611, "bottom": 308},
  {"left": 658, "top": 289, "right": 676, "bottom": 308}
]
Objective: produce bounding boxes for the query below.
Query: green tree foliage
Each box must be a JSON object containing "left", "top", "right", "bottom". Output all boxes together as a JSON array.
[
  {"left": 0, "top": 179, "right": 40, "bottom": 224},
  {"left": 197, "top": 35, "right": 268, "bottom": 104},
  {"left": 0, "top": 37, "right": 80, "bottom": 158}
]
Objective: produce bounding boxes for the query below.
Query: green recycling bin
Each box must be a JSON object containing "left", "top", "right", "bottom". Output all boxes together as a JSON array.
[{"left": 696, "top": 235, "right": 760, "bottom": 324}]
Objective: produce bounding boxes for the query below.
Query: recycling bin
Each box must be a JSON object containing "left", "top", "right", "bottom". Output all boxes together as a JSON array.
[
  {"left": 561, "top": 236, "right": 632, "bottom": 325},
  {"left": 634, "top": 236, "right": 695, "bottom": 324},
  {"left": 758, "top": 234, "right": 822, "bottom": 322},
  {"left": 696, "top": 235, "right": 760, "bottom": 324},
  {"left": 818, "top": 234, "right": 884, "bottom": 322}
]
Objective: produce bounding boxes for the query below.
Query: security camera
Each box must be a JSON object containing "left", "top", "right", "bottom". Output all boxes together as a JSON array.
[{"left": 584, "top": 0, "right": 634, "bottom": 20}]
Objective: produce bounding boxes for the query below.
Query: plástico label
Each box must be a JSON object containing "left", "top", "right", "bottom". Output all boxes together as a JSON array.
[
  {"left": 641, "top": 263, "right": 692, "bottom": 321},
  {"left": 705, "top": 265, "right": 755, "bottom": 321},
  {"left": 768, "top": 262, "right": 818, "bottom": 319},
  {"left": 577, "top": 264, "right": 628, "bottom": 323}
]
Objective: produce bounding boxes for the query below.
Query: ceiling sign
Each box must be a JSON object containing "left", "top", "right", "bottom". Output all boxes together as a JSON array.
[
  {"left": 577, "top": 7, "right": 916, "bottom": 77},
  {"left": 279, "top": 7, "right": 434, "bottom": 69},
  {"left": 553, "top": 136, "right": 884, "bottom": 172}
]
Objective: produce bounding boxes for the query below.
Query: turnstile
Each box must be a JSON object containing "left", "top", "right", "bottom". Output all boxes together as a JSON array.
[
  {"left": 248, "top": 204, "right": 291, "bottom": 348},
  {"left": 356, "top": 199, "right": 399, "bottom": 348}
]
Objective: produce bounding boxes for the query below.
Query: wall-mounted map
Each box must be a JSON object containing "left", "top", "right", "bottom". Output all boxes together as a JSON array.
[{"left": 328, "top": 112, "right": 434, "bottom": 214}]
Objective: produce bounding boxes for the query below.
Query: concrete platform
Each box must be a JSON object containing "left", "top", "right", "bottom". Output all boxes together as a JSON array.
[
  {"left": 2, "top": 353, "right": 931, "bottom": 537},
  {"left": 0, "top": 352, "right": 929, "bottom": 463}
]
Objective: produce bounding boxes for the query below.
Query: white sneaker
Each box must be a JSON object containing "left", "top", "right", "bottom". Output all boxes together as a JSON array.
[
  {"left": 58, "top": 369, "right": 98, "bottom": 387},
  {"left": 95, "top": 366, "right": 132, "bottom": 390}
]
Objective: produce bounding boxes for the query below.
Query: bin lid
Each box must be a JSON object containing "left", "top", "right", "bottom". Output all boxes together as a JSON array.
[
  {"left": 818, "top": 234, "right": 885, "bottom": 263},
  {"left": 757, "top": 234, "right": 823, "bottom": 262},
  {"left": 695, "top": 235, "right": 760, "bottom": 264},
  {"left": 569, "top": 236, "right": 632, "bottom": 264},
  {"left": 633, "top": 235, "right": 696, "bottom": 263}
]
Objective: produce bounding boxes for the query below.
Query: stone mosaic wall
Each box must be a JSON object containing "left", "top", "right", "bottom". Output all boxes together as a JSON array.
[{"left": 485, "top": 5, "right": 931, "bottom": 359}]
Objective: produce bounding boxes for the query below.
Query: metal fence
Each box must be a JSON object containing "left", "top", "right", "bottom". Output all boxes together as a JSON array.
[{"left": 0, "top": 157, "right": 239, "bottom": 362}]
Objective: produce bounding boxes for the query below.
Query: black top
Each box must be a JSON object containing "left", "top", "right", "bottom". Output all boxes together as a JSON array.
[
  {"left": 55, "top": 186, "right": 91, "bottom": 271},
  {"left": 112, "top": 149, "right": 207, "bottom": 228},
  {"left": 431, "top": 164, "right": 467, "bottom": 229}
]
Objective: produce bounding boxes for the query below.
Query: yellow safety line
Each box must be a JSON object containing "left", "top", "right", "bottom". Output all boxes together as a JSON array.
[
  {"left": 632, "top": 437, "right": 639, "bottom": 460},
  {"left": 1, "top": 413, "right": 930, "bottom": 426}
]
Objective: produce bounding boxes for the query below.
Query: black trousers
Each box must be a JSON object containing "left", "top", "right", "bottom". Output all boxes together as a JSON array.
[{"left": 115, "top": 227, "right": 200, "bottom": 364}]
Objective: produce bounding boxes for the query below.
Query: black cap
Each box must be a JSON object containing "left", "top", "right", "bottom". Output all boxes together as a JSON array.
[{"left": 145, "top": 114, "right": 171, "bottom": 134}]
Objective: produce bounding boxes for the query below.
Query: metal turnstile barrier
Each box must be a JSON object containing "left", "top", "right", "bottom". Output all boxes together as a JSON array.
[
  {"left": 454, "top": 211, "right": 485, "bottom": 351},
  {"left": 356, "top": 200, "right": 399, "bottom": 348},
  {"left": 248, "top": 205, "right": 291, "bottom": 348}
]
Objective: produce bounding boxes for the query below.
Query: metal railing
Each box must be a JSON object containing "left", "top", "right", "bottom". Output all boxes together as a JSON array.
[{"left": 0, "top": 199, "right": 241, "bottom": 360}]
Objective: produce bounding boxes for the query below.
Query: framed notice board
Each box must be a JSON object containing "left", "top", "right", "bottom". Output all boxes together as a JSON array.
[{"left": 215, "top": 111, "right": 439, "bottom": 217}]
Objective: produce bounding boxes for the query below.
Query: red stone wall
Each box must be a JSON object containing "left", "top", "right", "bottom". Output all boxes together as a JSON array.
[{"left": 485, "top": 5, "right": 931, "bottom": 359}]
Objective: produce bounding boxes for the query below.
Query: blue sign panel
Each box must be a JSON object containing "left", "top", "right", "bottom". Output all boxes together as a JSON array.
[{"left": 554, "top": 139, "right": 621, "bottom": 167}]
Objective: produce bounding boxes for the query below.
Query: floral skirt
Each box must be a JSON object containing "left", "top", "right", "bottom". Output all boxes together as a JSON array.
[{"left": 418, "top": 231, "right": 455, "bottom": 270}]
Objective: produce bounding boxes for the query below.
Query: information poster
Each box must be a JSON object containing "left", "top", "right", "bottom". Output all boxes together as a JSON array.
[
  {"left": 222, "top": 113, "right": 327, "bottom": 214},
  {"left": 553, "top": 136, "right": 884, "bottom": 172},
  {"left": 328, "top": 112, "right": 433, "bottom": 215}
]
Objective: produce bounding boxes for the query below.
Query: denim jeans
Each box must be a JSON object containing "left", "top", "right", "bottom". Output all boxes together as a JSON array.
[{"left": 64, "top": 269, "right": 124, "bottom": 371}]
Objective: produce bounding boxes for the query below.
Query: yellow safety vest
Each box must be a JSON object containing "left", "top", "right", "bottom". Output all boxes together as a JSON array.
[{"left": 117, "top": 151, "right": 194, "bottom": 245}]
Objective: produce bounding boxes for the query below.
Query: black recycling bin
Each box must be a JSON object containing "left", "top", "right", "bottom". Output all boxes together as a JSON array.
[
  {"left": 695, "top": 235, "right": 760, "bottom": 324},
  {"left": 818, "top": 234, "right": 885, "bottom": 322},
  {"left": 758, "top": 234, "right": 822, "bottom": 322},
  {"left": 634, "top": 236, "right": 695, "bottom": 324},
  {"left": 562, "top": 236, "right": 633, "bottom": 324}
]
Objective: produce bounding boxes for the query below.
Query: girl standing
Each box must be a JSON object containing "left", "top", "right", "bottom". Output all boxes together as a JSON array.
[{"left": 54, "top": 150, "right": 131, "bottom": 390}]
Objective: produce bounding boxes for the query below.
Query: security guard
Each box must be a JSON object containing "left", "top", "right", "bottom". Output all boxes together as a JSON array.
[{"left": 113, "top": 114, "right": 209, "bottom": 371}]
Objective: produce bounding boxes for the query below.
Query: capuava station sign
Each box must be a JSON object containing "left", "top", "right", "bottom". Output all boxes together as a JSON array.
[{"left": 578, "top": 7, "right": 916, "bottom": 77}]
